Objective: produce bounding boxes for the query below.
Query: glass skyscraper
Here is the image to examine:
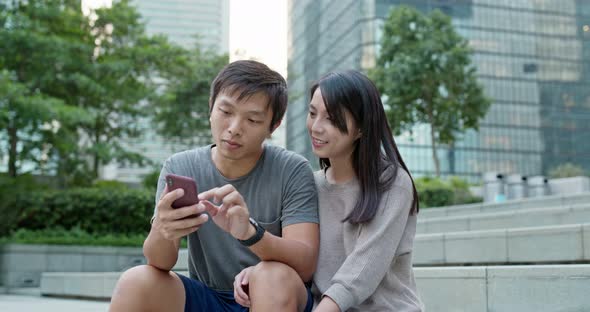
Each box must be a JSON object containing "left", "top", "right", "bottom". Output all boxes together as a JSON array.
[
  {"left": 135, "top": 0, "right": 229, "bottom": 51},
  {"left": 287, "top": 0, "right": 590, "bottom": 181}
]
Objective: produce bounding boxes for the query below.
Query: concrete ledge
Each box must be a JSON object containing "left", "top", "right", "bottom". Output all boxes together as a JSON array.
[
  {"left": 417, "top": 204, "right": 590, "bottom": 234},
  {"left": 420, "top": 192, "right": 590, "bottom": 219},
  {"left": 40, "top": 248, "right": 189, "bottom": 298},
  {"left": 412, "top": 234, "right": 445, "bottom": 264},
  {"left": 41, "top": 272, "right": 121, "bottom": 299},
  {"left": 415, "top": 266, "right": 487, "bottom": 312},
  {"left": 0, "top": 244, "right": 144, "bottom": 288},
  {"left": 549, "top": 176, "right": 590, "bottom": 196},
  {"left": 40, "top": 266, "right": 590, "bottom": 311},
  {"left": 40, "top": 271, "right": 190, "bottom": 299},
  {"left": 415, "top": 265, "right": 590, "bottom": 312},
  {"left": 445, "top": 229, "right": 507, "bottom": 264},
  {"left": 414, "top": 223, "right": 589, "bottom": 265},
  {"left": 486, "top": 265, "right": 590, "bottom": 311},
  {"left": 508, "top": 224, "right": 583, "bottom": 262}
]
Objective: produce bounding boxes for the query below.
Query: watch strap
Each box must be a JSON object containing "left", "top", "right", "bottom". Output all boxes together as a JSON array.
[{"left": 238, "top": 217, "right": 265, "bottom": 247}]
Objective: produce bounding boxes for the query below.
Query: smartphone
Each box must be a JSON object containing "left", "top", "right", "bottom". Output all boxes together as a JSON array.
[{"left": 165, "top": 174, "right": 200, "bottom": 209}]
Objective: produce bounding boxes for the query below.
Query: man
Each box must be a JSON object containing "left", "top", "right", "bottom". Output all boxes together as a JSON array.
[{"left": 110, "top": 60, "right": 319, "bottom": 312}]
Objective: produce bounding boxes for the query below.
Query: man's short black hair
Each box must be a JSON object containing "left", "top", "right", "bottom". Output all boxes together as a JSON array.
[{"left": 210, "top": 60, "right": 287, "bottom": 131}]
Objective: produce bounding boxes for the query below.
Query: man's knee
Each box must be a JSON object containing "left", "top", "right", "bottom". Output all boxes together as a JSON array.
[
  {"left": 250, "top": 261, "right": 299, "bottom": 287},
  {"left": 249, "top": 261, "right": 304, "bottom": 309},
  {"left": 115, "top": 265, "right": 158, "bottom": 290},
  {"left": 248, "top": 261, "right": 309, "bottom": 311},
  {"left": 110, "top": 265, "right": 184, "bottom": 311}
]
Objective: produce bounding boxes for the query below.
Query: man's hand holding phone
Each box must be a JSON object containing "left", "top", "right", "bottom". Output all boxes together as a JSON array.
[{"left": 152, "top": 178, "right": 209, "bottom": 241}]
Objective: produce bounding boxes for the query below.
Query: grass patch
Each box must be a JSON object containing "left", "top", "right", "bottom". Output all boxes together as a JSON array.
[
  {"left": 0, "top": 228, "right": 146, "bottom": 247},
  {"left": 0, "top": 228, "right": 189, "bottom": 248}
]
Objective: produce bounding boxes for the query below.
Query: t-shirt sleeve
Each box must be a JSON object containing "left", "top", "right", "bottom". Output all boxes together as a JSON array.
[{"left": 280, "top": 158, "right": 319, "bottom": 227}]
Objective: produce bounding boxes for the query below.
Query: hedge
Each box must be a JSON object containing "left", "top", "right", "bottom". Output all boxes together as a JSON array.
[
  {"left": 9, "top": 187, "right": 155, "bottom": 235},
  {"left": 415, "top": 176, "right": 482, "bottom": 208}
]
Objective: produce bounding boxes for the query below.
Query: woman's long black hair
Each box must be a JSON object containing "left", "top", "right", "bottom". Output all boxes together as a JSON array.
[{"left": 310, "top": 70, "right": 419, "bottom": 224}]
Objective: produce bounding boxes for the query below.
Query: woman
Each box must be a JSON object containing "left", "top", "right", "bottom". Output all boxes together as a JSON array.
[{"left": 308, "top": 70, "right": 423, "bottom": 311}]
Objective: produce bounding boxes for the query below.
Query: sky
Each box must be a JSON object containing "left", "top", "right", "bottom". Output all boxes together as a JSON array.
[
  {"left": 227, "top": 0, "right": 289, "bottom": 146},
  {"left": 229, "top": 0, "right": 287, "bottom": 78}
]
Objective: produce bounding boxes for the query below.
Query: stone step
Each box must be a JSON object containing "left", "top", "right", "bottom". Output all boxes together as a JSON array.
[
  {"left": 420, "top": 192, "right": 590, "bottom": 219},
  {"left": 0, "top": 244, "right": 144, "bottom": 288},
  {"left": 40, "top": 271, "right": 189, "bottom": 300},
  {"left": 39, "top": 249, "right": 190, "bottom": 299},
  {"left": 418, "top": 203, "right": 590, "bottom": 234},
  {"left": 128, "top": 225, "right": 590, "bottom": 280},
  {"left": 40, "top": 265, "right": 590, "bottom": 312},
  {"left": 415, "top": 264, "right": 590, "bottom": 312},
  {"left": 415, "top": 223, "right": 590, "bottom": 265}
]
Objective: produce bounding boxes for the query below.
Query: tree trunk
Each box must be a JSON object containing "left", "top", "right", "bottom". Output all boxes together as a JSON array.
[
  {"left": 93, "top": 118, "right": 100, "bottom": 179},
  {"left": 427, "top": 109, "right": 441, "bottom": 177},
  {"left": 8, "top": 121, "right": 18, "bottom": 178},
  {"left": 93, "top": 138, "right": 99, "bottom": 180}
]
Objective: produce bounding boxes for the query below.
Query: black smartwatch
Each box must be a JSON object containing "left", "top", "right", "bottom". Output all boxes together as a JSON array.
[{"left": 238, "top": 217, "right": 265, "bottom": 247}]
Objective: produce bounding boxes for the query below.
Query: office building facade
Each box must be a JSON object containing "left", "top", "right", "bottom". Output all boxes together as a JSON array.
[
  {"left": 135, "top": 0, "right": 229, "bottom": 51},
  {"left": 287, "top": 0, "right": 590, "bottom": 181}
]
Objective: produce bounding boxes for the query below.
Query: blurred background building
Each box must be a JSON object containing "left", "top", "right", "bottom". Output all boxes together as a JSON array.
[
  {"left": 287, "top": 0, "right": 590, "bottom": 181},
  {"left": 135, "top": 0, "right": 229, "bottom": 51}
]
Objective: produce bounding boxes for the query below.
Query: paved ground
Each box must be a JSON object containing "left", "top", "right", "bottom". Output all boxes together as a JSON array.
[{"left": 0, "top": 290, "right": 109, "bottom": 312}]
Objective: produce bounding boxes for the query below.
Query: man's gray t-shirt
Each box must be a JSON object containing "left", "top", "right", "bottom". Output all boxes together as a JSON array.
[{"left": 155, "top": 144, "right": 319, "bottom": 291}]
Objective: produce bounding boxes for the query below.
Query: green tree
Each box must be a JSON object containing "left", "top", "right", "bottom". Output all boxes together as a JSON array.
[
  {"left": 1, "top": 0, "right": 224, "bottom": 182},
  {"left": 80, "top": 0, "right": 177, "bottom": 178},
  {"left": 154, "top": 44, "right": 228, "bottom": 146},
  {"left": 371, "top": 6, "right": 491, "bottom": 176},
  {"left": 0, "top": 0, "right": 94, "bottom": 179}
]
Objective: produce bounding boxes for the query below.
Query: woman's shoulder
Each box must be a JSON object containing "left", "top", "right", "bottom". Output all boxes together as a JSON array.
[{"left": 380, "top": 163, "right": 413, "bottom": 192}]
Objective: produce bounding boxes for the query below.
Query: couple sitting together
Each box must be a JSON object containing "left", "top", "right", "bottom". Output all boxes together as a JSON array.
[{"left": 109, "top": 60, "right": 424, "bottom": 312}]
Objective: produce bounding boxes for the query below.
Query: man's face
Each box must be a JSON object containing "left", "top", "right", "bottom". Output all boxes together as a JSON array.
[{"left": 210, "top": 90, "right": 275, "bottom": 161}]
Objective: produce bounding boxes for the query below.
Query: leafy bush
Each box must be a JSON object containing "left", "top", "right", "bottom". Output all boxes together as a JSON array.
[
  {"left": 10, "top": 187, "right": 155, "bottom": 235},
  {"left": 415, "top": 176, "right": 482, "bottom": 208},
  {"left": 92, "top": 179, "right": 129, "bottom": 190},
  {"left": 0, "top": 174, "right": 53, "bottom": 236},
  {"left": 448, "top": 176, "right": 482, "bottom": 205},
  {"left": 548, "top": 163, "right": 587, "bottom": 178},
  {"left": 415, "top": 177, "right": 455, "bottom": 208}
]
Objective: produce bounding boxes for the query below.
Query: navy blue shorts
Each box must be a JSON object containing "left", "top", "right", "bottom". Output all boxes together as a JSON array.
[{"left": 176, "top": 273, "right": 313, "bottom": 312}]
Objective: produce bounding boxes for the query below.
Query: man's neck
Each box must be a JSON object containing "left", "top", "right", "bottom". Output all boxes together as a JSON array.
[{"left": 211, "top": 145, "right": 264, "bottom": 179}]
